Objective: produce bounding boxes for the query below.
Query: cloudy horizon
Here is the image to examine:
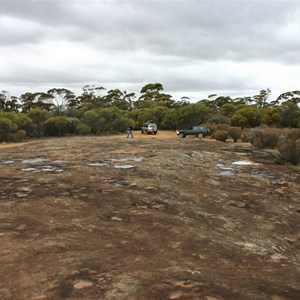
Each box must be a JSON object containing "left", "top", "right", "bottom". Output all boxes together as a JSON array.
[{"left": 1, "top": 0, "right": 300, "bottom": 102}]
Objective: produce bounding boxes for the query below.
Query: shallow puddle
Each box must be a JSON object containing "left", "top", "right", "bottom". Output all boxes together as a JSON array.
[
  {"left": 52, "top": 160, "right": 68, "bottom": 164},
  {"left": 21, "top": 167, "right": 40, "bottom": 172},
  {"left": 216, "top": 163, "right": 235, "bottom": 171},
  {"left": 114, "top": 165, "right": 135, "bottom": 169},
  {"left": 20, "top": 166, "right": 64, "bottom": 173},
  {"left": 87, "top": 163, "right": 109, "bottom": 167},
  {"left": 87, "top": 157, "right": 143, "bottom": 169},
  {"left": 21, "top": 158, "right": 49, "bottom": 164},
  {"left": 0, "top": 160, "right": 15, "bottom": 164},
  {"left": 219, "top": 171, "right": 235, "bottom": 176},
  {"left": 111, "top": 157, "right": 144, "bottom": 162},
  {"left": 232, "top": 160, "right": 258, "bottom": 166},
  {"left": 252, "top": 170, "right": 279, "bottom": 179},
  {"left": 104, "top": 178, "right": 124, "bottom": 185}
]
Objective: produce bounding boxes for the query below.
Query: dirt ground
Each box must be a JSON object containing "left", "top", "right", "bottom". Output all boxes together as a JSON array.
[{"left": 0, "top": 130, "right": 299, "bottom": 300}]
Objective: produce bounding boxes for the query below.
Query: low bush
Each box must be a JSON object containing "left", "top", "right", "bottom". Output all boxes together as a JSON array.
[
  {"left": 76, "top": 123, "right": 91, "bottom": 135},
  {"left": 242, "top": 129, "right": 255, "bottom": 143},
  {"left": 213, "top": 130, "right": 228, "bottom": 142},
  {"left": 0, "top": 116, "right": 16, "bottom": 142},
  {"left": 44, "top": 116, "right": 73, "bottom": 136},
  {"left": 287, "top": 128, "right": 300, "bottom": 140},
  {"left": 242, "top": 128, "right": 280, "bottom": 149},
  {"left": 277, "top": 138, "right": 300, "bottom": 165},
  {"left": 12, "top": 130, "right": 27, "bottom": 142},
  {"left": 208, "top": 123, "right": 230, "bottom": 136},
  {"left": 260, "top": 129, "right": 279, "bottom": 149},
  {"left": 228, "top": 126, "right": 242, "bottom": 142}
]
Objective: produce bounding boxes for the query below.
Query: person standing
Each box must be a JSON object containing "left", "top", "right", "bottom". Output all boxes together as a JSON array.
[{"left": 127, "top": 125, "right": 133, "bottom": 138}]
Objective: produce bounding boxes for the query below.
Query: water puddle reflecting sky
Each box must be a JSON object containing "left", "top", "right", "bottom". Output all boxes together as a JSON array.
[
  {"left": 21, "top": 158, "right": 49, "bottom": 164},
  {"left": 87, "top": 163, "right": 109, "bottom": 167},
  {"left": 111, "top": 157, "right": 144, "bottom": 162},
  {"left": 0, "top": 160, "right": 15, "bottom": 164},
  {"left": 114, "top": 165, "right": 135, "bottom": 169},
  {"left": 232, "top": 160, "right": 259, "bottom": 166}
]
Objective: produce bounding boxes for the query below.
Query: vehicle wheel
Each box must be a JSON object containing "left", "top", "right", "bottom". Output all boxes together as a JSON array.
[
  {"left": 198, "top": 133, "right": 203, "bottom": 139},
  {"left": 141, "top": 130, "right": 143, "bottom": 134},
  {"left": 154, "top": 131, "right": 157, "bottom": 135},
  {"left": 179, "top": 133, "right": 185, "bottom": 138}
]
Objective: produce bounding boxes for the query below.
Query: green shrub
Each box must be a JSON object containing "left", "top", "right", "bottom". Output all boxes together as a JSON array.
[
  {"left": 208, "top": 115, "right": 230, "bottom": 125},
  {"left": 111, "top": 117, "right": 133, "bottom": 132},
  {"left": 213, "top": 130, "right": 228, "bottom": 142},
  {"left": 44, "top": 116, "right": 73, "bottom": 136},
  {"left": 27, "top": 109, "right": 49, "bottom": 138},
  {"left": 277, "top": 138, "right": 300, "bottom": 165},
  {"left": 0, "top": 116, "right": 16, "bottom": 142},
  {"left": 76, "top": 123, "right": 91, "bottom": 135},
  {"left": 68, "top": 118, "right": 80, "bottom": 134},
  {"left": 14, "top": 114, "right": 32, "bottom": 131},
  {"left": 231, "top": 106, "right": 262, "bottom": 128}
]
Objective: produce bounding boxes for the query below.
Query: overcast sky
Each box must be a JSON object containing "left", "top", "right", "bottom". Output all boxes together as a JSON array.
[{"left": 1, "top": 0, "right": 300, "bottom": 102}]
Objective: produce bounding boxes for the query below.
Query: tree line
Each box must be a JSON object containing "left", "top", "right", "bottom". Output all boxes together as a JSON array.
[{"left": 1, "top": 83, "right": 300, "bottom": 142}]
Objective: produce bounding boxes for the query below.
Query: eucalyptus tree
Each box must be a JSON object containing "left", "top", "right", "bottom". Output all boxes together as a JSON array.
[
  {"left": 0, "top": 91, "right": 20, "bottom": 112},
  {"left": 176, "top": 103, "right": 214, "bottom": 128},
  {"left": 0, "top": 90, "right": 9, "bottom": 111},
  {"left": 123, "top": 92, "right": 136, "bottom": 111},
  {"left": 82, "top": 85, "right": 106, "bottom": 98},
  {"left": 138, "top": 83, "right": 174, "bottom": 108},
  {"left": 78, "top": 85, "right": 107, "bottom": 108},
  {"left": 231, "top": 106, "right": 262, "bottom": 128},
  {"left": 0, "top": 114, "right": 16, "bottom": 142},
  {"left": 47, "top": 88, "right": 76, "bottom": 114},
  {"left": 261, "top": 107, "right": 283, "bottom": 127},
  {"left": 20, "top": 92, "right": 53, "bottom": 112},
  {"left": 27, "top": 109, "right": 49, "bottom": 137},
  {"left": 252, "top": 88, "right": 272, "bottom": 109},
  {"left": 104, "top": 89, "right": 129, "bottom": 110},
  {"left": 233, "top": 96, "right": 253, "bottom": 106},
  {"left": 214, "top": 96, "right": 232, "bottom": 109},
  {"left": 220, "top": 103, "right": 237, "bottom": 118},
  {"left": 279, "top": 101, "right": 300, "bottom": 128},
  {"left": 275, "top": 91, "right": 300, "bottom": 106},
  {"left": 171, "top": 97, "right": 190, "bottom": 109}
]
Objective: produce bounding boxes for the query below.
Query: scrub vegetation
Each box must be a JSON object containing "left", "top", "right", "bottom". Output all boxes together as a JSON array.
[{"left": 1, "top": 84, "right": 300, "bottom": 164}]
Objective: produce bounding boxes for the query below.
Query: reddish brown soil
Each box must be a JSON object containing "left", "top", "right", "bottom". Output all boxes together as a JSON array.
[{"left": 0, "top": 131, "right": 299, "bottom": 300}]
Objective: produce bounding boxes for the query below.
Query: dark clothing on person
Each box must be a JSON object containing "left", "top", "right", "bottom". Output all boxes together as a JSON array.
[{"left": 127, "top": 125, "right": 133, "bottom": 138}]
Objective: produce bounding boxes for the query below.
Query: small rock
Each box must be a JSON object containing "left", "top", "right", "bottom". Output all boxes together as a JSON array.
[
  {"left": 31, "top": 295, "right": 47, "bottom": 300},
  {"left": 174, "top": 281, "right": 196, "bottom": 288},
  {"left": 169, "top": 290, "right": 198, "bottom": 299},
  {"left": 73, "top": 280, "right": 93, "bottom": 289},
  {"left": 15, "top": 192, "right": 28, "bottom": 198},
  {"left": 111, "top": 216, "right": 122, "bottom": 221},
  {"left": 271, "top": 253, "right": 288, "bottom": 261},
  {"left": 271, "top": 295, "right": 287, "bottom": 300},
  {"left": 16, "top": 224, "right": 27, "bottom": 231},
  {"left": 17, "top": 187, "right": 32, "bottom": 192}
]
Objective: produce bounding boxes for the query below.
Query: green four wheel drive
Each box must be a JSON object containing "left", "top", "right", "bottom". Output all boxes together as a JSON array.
[{"left": 176, "top": 126, "right": 210, "bottom": 138}]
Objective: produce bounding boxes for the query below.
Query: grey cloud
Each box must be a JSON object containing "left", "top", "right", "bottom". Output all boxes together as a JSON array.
[{"left": 1, "top": 0, "right": 300, "bottom": 100}]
